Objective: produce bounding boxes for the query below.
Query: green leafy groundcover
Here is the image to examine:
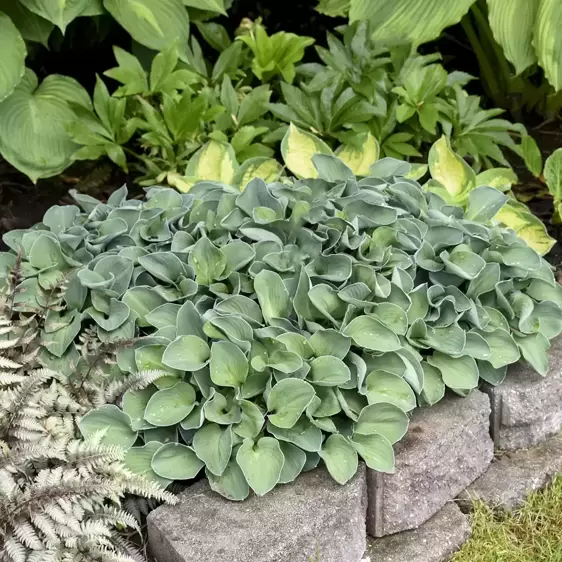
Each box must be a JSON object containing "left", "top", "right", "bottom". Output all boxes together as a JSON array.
[{"left": 2, "top": 155, "right": 561, "bottom": 500}]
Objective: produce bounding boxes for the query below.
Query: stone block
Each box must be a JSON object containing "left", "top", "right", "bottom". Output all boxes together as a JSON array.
[
  {"left": 459, "top": 433, "right": 562, "bottom": 510},
  {"left": 367, "top": 390, "right": 493, "bottom": 537},
  {"left": 148, "top": 465, "right": 367, "bottom": 562},
  {"left": 366, "top": 503, "right": 470, "bottom": 562},
  {"left": 484, "top": 336, "right": 562, "bottom": 451}
]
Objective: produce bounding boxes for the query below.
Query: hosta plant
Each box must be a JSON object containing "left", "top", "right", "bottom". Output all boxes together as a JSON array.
[{"left": 2, "top": 149, "right": 561, "bottom": 500}]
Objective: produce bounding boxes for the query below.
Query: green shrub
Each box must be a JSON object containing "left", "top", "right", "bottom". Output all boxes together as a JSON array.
[{"left": 1, "top": 148, "right": 560, "bottom": 500}]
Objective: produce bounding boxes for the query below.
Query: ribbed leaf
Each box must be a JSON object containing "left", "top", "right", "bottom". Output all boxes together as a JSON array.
[
  {"left": 18, "top": 0, "right": 89, "bottom": 33},
  {"left": 534, "top": 0, "right": 562, "bottom": 91},
  {"left": 350, "top": 0, "right": 476, "bottom": 46},
  {"left": 488, "top": 0, "right": 539, "bottom": 75},
  {"left": 0, "top": 1, "right": 53, "bottom": 47},
  {"left": 0, "top": 12, "right": 26, "bottom": 102},
  {"left": 103, "top": 0, "right": 190, "bottom": 61},
  {"left": 0, "top": 70, "right": 90, "bottom": 181}
]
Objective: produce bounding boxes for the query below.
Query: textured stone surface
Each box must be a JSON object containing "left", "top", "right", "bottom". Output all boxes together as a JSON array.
[
  {"left": 366, "top": 503, "right": 470, "bottom": 562},
  {"left": 367, "top": 390, "right": 493, "bottom": 537},
  {"left": 148, "top": 465, "right": 367, "bottom": 562},
  {"left": 484, "top": 336, "right": 562, "bottom": 451},
  {"left": 459, "top": 434, "right": 562, "bottom": 510}
]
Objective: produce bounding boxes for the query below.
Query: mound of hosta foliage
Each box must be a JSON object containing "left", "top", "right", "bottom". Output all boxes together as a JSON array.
[{"left": 2, "top": 154, "right": 561, "bottom": 500}]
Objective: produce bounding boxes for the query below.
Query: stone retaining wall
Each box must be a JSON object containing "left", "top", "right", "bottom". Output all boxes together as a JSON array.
[{"left": 148, "top": 337, "right": 562, "bottom": 562}]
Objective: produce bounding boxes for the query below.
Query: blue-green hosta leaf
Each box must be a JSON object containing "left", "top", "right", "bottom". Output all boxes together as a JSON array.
[
  {"left": 138, "top": 252, "right": 184, "bottom": 284},
  {"left": 475, "top": 328, "right": 520, "bottom": 368},
  {"left": 176, "top": 300, "right": 206, "bottom": 339},
  {"left": 308, "top": 284, "right": 347, "bottom": 325},
  {"left": 353, "top": 402, "right": 408, "bottom": 444},
  {"left": 308, "top": 356, "right": 351, "bottom": 387},
  {"left": 151, "top": 443, "right": 204, "bottom": 480},
  {"left": 234, "top": 400, "right": 265, "bottom": 439},
  {"left": 144, "top": 382, "right": 196, "bottom": 427},
  {"left": 103, "top": 0, "right": 190, "bottom": 61},
  {"left": 193, "top": 423, "right": 232, "bottom": 476},
  {"left": 210, "top": 341, "right": 249, "bottom": 388},
  {"left": 123, "top": 386, "right": 157, "bottom": 431},
  {"left": 18, "top": 0, "right": 89, "bottom": 33},
  {"left": 83, "top": 298, "right": 130, "bottom": 331},
  {"left": 0, "top": 12, "right": 26, "bottom": 103},
  {"left": 254, "top": 269, "right": 290, "bottom": 324},
  {"left": 306, "top": 254, "right": 353, "bottom": 283},
  {"left": 477, "top": 360, "right": 507, "bottom": 386},
  {"left": 267, "top": 418, "right": 323, "bottom": 452},
  {"left": 465, "top": 186, "right": 508, "bottom": 223},
  {"left": 220, "top": 241, "right": 256, "bottom": 278},
  {"left": 370, "top": 303, "right": 408, "bottom": 336},
  {"left": 0, "top": 70, "right": 90, "bottom": 181},
  {"left": 440, "top": 245, "right": 486, "bottom": 280},
  {"left": 189, "top": 237, "right": 226, "bottom": 286},
  {"left": 427, "top": 353, "right": 479, "bottom": 392},
  {"left": 146, "top": 303, "right": 181, "bottom": 330},
  {"left": 419, "top": 362, "right": 445, "bottom": 406},
  {"left": 203, "top": 390, "right": 242, "bottom": 425},
  {"left": 162, "top": 335, "right": 210, "bottom": 372},
  {"left": 281, "top": 123, "right": 333, "bottom": 179},
  {"left": 526, "top": 279, "right": 562, "bottom": 308},
  {"left": 312, "top": 154, "right": 354, "bottom": 183},
  {"left": 206, "top": 460, "right": 250, "bottom": 501},
  {"left": 43, "top": 205, "right": 80, "bottom": 234},
  {"left": 351, "top": 433, "right": 395, "bottom": 473},
  {"left": 122, "top": 287, "right": 167, "bottom": 327},
  {"left": 309, "top": 329, "right": 351, "bottom": 360},
  {"left": 41, "top": 311, "right": 81, "bottom": 357},
  {"left": 278, "top": 441, "right": 307, "bottom": 484},
  {"left": 267, "top": 379, "right": 316, "bottom": 429},
  {"left": 466, "top": 263, "right": 501, "bottom": 299},
  {"left": 342, "top": 315, "right": 401, "bottom": 352},
  {"left": 319, "top": 434, "right": 358, "bottom": 485},
  {"left": 144, "top": 426, "right": 177, "bottom": 444},
  {"left": 364, "top": 370, "right": 416, "bottom": 412},
  {"left": 521, "top": 301, "right": 562, "bottom": 339},
  {"left": 124, "top": 442, "right": 171, "bottom": 488},
  {"left": 236, "top": 437, "right": 285, "bottom": 496},
  {"left": 276, "top": 333, "right": 315, "bottom": 360},
  {"left": 79, "top": 405, "right": 137, "bottom": 448},
  {"left": 215, "top": 295, "right": 264, "bottom": 325},
  {"left": 207, "top": 315, "right": 253, "bottom": 352},
  {"left": 513, "top": 332, "right": 550, "bottom": 376}
]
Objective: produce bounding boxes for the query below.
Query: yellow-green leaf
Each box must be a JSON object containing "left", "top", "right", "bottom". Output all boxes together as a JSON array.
[
  {"left": 495, "top": 199, "right": 555, "bottom": 255},
  {"left": 281, "top": 123, "right": 333, "bottom": 179},
  {"left": 185, "top": 140, "right": 238, "bottom": 185},
  {"left": 428, "top": 136, "right": 475, "bottom": 201},
  {"left": 350, "top": 0, "right": 476, "bottom": 47},
  {"left": 234, "top": 157, "right": 283, "bottom": 188},
  {"left": 335, "top": 132, "right": 379, "bottom": 176},
  {"left": 534, "top": 0, "right": 562, "bottom": 91},
  {"left": 18, "top": 0, "right": 90, "bottom": 33},
  {"left": 475, "top": 167, "right": 518, "bottom": 192},
  {"left": 488, "top": 0, "right": 539, "bottom": 75}
]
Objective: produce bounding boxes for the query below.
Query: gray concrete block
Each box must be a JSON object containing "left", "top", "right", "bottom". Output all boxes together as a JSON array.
[
  {"left": 366, "top": 503, "right": 470, "bottom": 562},
  {"left": 484, "top": 336, "right": 562, "bottom": 451},
  {"left": 367, "top": 390, "right": 493, "bottom": 537},
  {"left": 148, "top": 465, "right": 367, "bottom": 562},
  {"left": 459, "top": 433, "right": 562, "bottom": 510}
]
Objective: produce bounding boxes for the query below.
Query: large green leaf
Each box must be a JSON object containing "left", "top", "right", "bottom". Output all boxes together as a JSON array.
[
  {"left": 534, "top": 0, "right": 562, "bottom": 91},
  {"left": 353, "top": 403, "right": 408, "bottom": 444},
  {"left": 18, "top": 0, "right": 90, "bottom": 33},
  {"left": 350, "top": 0, "right": 476, "bottom": 46},
  {"left": 125, "top": 442, "right": 171, "bottom": 488},
  {"left": 193, "top": 423, "right": 232, "bottom": 476},
  {"left": 487, "top": 0, "right": 539, "bottom": 75},
  {"left": 0, "top": 12, "right": 26, "bottom": 103},
  {"left": 206, "top": 460, "right": 249, "bottom": 501},
  {"left": 364, "top": 370, "right": 416, "bottom": 412},
  {"left": 0, "top": 1, "right": 53, "bottom": 47},
  {"left": 210, "top": 341, "right": 249, "bottom": 388},
  {"left": 103, "top": 0, "right": 190, "bottom": 60},
  {"left": 236, "top": 437, "right": 285, "bottom": 496},
  {"left": 545, "top": 148, "right": 562, "bottom": 201},
  {"left": 0, "top": 70, "right": 89, "bottom": 181},
  {"left": 254, "top": 269, "right": 290, "bottom": 324},
  {"left": 342, "top": 315, "right": 401, "bottom": 352},
  {"left": 162, "top": 335, "right": 210, "bottom": 371},
  {"left": 351, "top": 433, "right": 395, "bottom": 473}
]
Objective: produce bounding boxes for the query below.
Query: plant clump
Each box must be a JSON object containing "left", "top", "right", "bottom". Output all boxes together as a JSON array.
[{"left": 1, "top": 153, "right": 561, "bottom": 501}]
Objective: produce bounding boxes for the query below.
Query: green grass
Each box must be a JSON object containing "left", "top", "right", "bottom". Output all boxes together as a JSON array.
[{"left": 452, "top": 474, "right": 562, "bottom": 562}]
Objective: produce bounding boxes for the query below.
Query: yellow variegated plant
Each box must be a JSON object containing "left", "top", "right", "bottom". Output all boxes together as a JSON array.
[
  {"left": 427, "top": 136, "right": 555, "bottom": 255},
  {"left": 282, "top": 124, "right": 381, "bottom": 179}
]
